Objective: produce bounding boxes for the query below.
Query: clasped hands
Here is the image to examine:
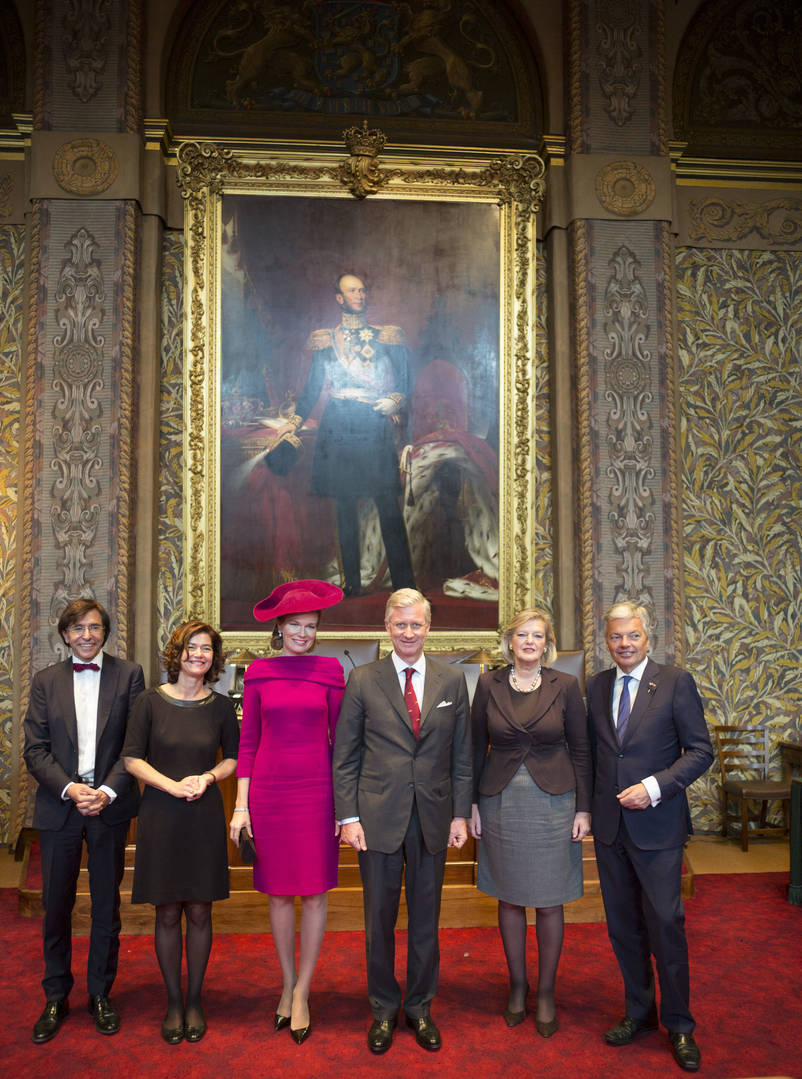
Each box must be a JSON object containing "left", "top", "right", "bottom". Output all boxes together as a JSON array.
[
  {"left": 173, "top": 773, "right": 214, "bottom": 801},
  {"left": 69, "top": 782, "right": 109, "bottom": 817}
]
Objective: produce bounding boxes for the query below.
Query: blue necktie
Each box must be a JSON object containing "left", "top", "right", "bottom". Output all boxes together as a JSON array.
[{"left": 616, "top": 675, "right": 632, "bottom": 740}]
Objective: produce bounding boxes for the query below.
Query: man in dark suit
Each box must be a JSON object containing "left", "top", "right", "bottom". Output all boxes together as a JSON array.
[
  {"left": 23, "top": 598, "right": 144, "bottom": 1044},
  {"left": 333, "top": 588, "right": 472, "bottom": 1054},
  {"left": 587, "top": 601, "right": 713, "bottom": 1073}
]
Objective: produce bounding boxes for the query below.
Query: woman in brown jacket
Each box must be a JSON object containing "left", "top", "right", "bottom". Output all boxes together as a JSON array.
[{"left": 470, "top": 609, "right": 591, "bottom": 1037}]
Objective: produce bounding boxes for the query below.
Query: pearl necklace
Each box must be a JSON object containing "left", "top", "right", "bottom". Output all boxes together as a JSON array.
[{"left": 510, "top": 665, "right": 542, "bottom": 693}]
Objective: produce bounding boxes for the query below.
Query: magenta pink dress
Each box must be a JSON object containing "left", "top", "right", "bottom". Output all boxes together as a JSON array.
[{"left": 237, "top": 655, "right": 344, "bottom": 895}]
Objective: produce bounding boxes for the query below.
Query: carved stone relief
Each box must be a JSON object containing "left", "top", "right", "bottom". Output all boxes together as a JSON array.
[
  {"left": 597, "top": 12, "right": 642, "bottom": 126},
  {"left": 688, "top": 196, "right": 802, "bottom": 245},
  {"left": 53, "top": 138, "right": 119, "bottom": 196},
  {"left": 603, "top": 245, "right": 655, "bottom": 619},
  {"left": 595, "top": 160, "right": 655, "bottom": 216},
  {"left": 63, "top": 0, "right": 112, "bottom": 103},
  {"left": 49, "top": 227, "right": 105, "bottom": 632}
]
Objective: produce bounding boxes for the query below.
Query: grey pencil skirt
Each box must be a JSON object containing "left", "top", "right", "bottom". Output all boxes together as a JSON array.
[{"left": 477, "top": 763, "right": 583, "bottom": 908}]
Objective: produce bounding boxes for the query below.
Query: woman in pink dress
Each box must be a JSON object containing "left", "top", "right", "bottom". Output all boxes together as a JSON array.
[{"left": 229, "top": 580, "right": 344, "bottom": 1045}]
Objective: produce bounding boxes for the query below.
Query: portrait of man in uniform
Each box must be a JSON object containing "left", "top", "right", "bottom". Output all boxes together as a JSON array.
[{"left": 218, "top": 194, "right": 502, "bottom": 633}]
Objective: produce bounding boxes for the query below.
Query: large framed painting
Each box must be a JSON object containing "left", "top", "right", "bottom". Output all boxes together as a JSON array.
[{"left": 178, "top": 134, "right": 544, "bottom": 651}]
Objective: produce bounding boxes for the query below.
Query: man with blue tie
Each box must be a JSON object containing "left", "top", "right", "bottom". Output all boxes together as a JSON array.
[
  {"left": 23, "top": 598, "right": 144, "bottom": 1043},
  {"left": 586, "top": 601, "right": 713, "bottom": 1073}
]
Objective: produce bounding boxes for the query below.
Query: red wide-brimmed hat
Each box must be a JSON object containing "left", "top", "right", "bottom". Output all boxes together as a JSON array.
[{"left": 252, "top": 579, "right": 344, "bottom": 622}]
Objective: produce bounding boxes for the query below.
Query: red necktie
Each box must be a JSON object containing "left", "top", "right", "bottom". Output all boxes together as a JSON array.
[
  {"left": 73, "top": 662, "right": 100, "bottom": 672},
  {"left": 404, "top": 667, "right": 421, "bottom": 739}
]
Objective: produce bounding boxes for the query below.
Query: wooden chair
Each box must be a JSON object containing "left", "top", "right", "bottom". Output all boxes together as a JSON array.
[{"left": 714, "top": 725, "right": 791, "bottom": 851}]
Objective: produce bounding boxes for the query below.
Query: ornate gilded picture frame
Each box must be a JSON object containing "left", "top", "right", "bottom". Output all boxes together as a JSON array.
[{"left": 178, "top": 134, "right": 544, "bottom": 653}]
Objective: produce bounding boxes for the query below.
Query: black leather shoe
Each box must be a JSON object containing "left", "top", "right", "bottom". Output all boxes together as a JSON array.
[
  {"left": 503, "top": 1005, "right": 526, "bottom": 1027},
  {"left": 605, "top": 1015, "right": 659, "bottom": 1045},
  {"left": 670, "top": 1032, "right": 701, "bottom": 1071},
  {"left": 535, "top": 1016, "right": 558, "bottom": 1038},
  {"left": 161, "top": 1018, "right": 184, "bottom": 1044},
  {"left": 367, "top": 1016, "right": 397, "bottom": 1054},
  {"left": 88, "top": 995, "right": 120, "bottom": 1035},
  {"left": 33, "top": 999, "right": 69, "bottom": 1044},
  {"left": 406, "top": 1013, "right": 442, "bottom": 1051},
  {"left": 185, "top": 1017, "right": 207, "bottom": 1043},
  {"left": 274, "top": 1012, "right": 291, "bottom": 1031},
  {"left": 291, "top": 1021, "right": 312, "bottom": 1044},
  {"left": 504, "top": 982, "right": 529, "bottom": 1026}
]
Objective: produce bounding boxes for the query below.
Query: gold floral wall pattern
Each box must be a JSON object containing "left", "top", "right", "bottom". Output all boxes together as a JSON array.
[
  {"left": 0, "top": 223, "right": 24, "bottom": 842},
  {"left": 676, "top": 247, "right": 802, "bottom": 831},
  {"left": 158, "top": 232, "right": 185, "bottom": 651}
]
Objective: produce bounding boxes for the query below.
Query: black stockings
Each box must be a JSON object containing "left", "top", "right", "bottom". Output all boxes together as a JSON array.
[
  {"left": 498, "top": 900, "right": 564, "bottom": 1020},
  {"left": 154, "top": 901, "right": 213, "bottom": 1027}
]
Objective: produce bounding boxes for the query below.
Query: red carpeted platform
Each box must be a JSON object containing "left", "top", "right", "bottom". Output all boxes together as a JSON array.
[{"left": 1, "top": 873, "right": 799, "bottom": 1078}]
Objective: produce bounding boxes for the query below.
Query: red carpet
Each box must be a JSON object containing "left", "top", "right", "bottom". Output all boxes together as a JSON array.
[{"left": 1, "top": 874, "right": 799, "bottom": 1078}]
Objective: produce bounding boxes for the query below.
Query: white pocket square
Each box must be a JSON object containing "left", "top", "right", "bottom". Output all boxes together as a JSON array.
[{"left": 437, "top": 700, "right": 452, "bottom": 708}]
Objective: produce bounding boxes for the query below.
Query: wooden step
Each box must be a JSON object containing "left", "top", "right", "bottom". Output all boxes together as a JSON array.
[{"left": 18, "top": 836, "right": 694, "bottom": 933}]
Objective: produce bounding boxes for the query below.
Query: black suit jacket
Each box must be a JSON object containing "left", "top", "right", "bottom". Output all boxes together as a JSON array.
[
  {"left": 472, "top": 665, "right": 591, "bottom": 810},
  {"left": 586, "top": 658, "right": 713, "bottom": 850},
  {"left": 24, "top": 654, "right": 145, "bottom": 829},
  {"left": 333, "top": 654, "right": 472, "bottom": 854}
]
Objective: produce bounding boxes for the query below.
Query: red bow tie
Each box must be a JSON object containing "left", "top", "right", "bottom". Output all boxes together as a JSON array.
[{"left": 73, "top": 662, "right": 100, "bottom": 672}]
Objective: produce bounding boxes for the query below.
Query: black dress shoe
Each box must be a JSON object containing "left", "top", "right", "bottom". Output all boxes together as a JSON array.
[
  {"left": 185, "top": 1017, "right": 207, "bottom": 1043},
  {"left": 88, "top": 995, "right": 120, "bottom": 1035},
  {"left": 33, "top": 999, "right": 69, "bottom": 1044},
  {"left": 291, "top": 1021, "right": 312, "bottom": 1044},
  {"left": 274, "top": 1012, "right": 291, "bottom": 1031},
  {"left": 605, "top": 1015, "right": 659, "bottom": 1046},
  {"left": 503, "top": 1005, "right": 526, "bottom": 1027},
  {"left": 406, "top": 1013, "right": 442, "bottom": 1051},
  {"left": 670, "top": 1032, "right": 701, "bottom": 1071},
  {"left": 535, "top": 1015, "right": 558, "bottom": 1038},
  {"left": 161, "top": 1018, "right": 185, "bottom": 1044},
  {"left": 367, "top": 1016, "right": 397, "bottom": 1054},
  {"left": 504, "top": 982, "right": 529, "bottom": 1026}
]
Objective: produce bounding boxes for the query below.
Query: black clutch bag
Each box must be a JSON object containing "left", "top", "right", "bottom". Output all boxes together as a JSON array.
[{"left": 239, "top": 827, "right": 257, "bottom": 866}]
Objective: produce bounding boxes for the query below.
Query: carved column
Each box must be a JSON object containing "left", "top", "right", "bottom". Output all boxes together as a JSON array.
[
  {"left": 565, "top": 0, "right": 683, "bottom": 671},
  {"left": 14, "top": 0, "right": 144, "bottom": 837}
]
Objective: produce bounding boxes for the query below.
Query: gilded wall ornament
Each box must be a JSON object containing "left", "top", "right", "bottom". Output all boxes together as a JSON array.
[
  {"left": 689, "top": 196, "right": 802, "bottom": 245},
  {"left": 603, "top": 245, "right": 655, "bottom": 616},
  {"left": 53, "top": 138, "right": 119, "bottom": 196},
  {"left": 63, "top": 0, "right": 111, "bottom": 103},
  {"left": 49, "top": 227, "right": 105, "bottom": 627},
  {"left": 597, "top": 16, "right": 642, "bottom": 126},
  {"left": 595, "top": 160, "right": 655, "bottom": 216},
  {"left": 175, "top": 140, "right": 543, "bottom": 648},
  {"left": 339, "top": 121, "right": 388, "bottom": 199}
]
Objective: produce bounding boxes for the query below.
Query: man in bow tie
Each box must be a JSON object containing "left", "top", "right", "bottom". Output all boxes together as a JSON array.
[
  {"left": 586, "top": 601, "right": 713, "bottom": 1073},
  {"left": 333, "top": 588, "right": 471, "bottom": 1054},
  {"left": 23, "top": 598, "right": 144, "bottom": 1044}
]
